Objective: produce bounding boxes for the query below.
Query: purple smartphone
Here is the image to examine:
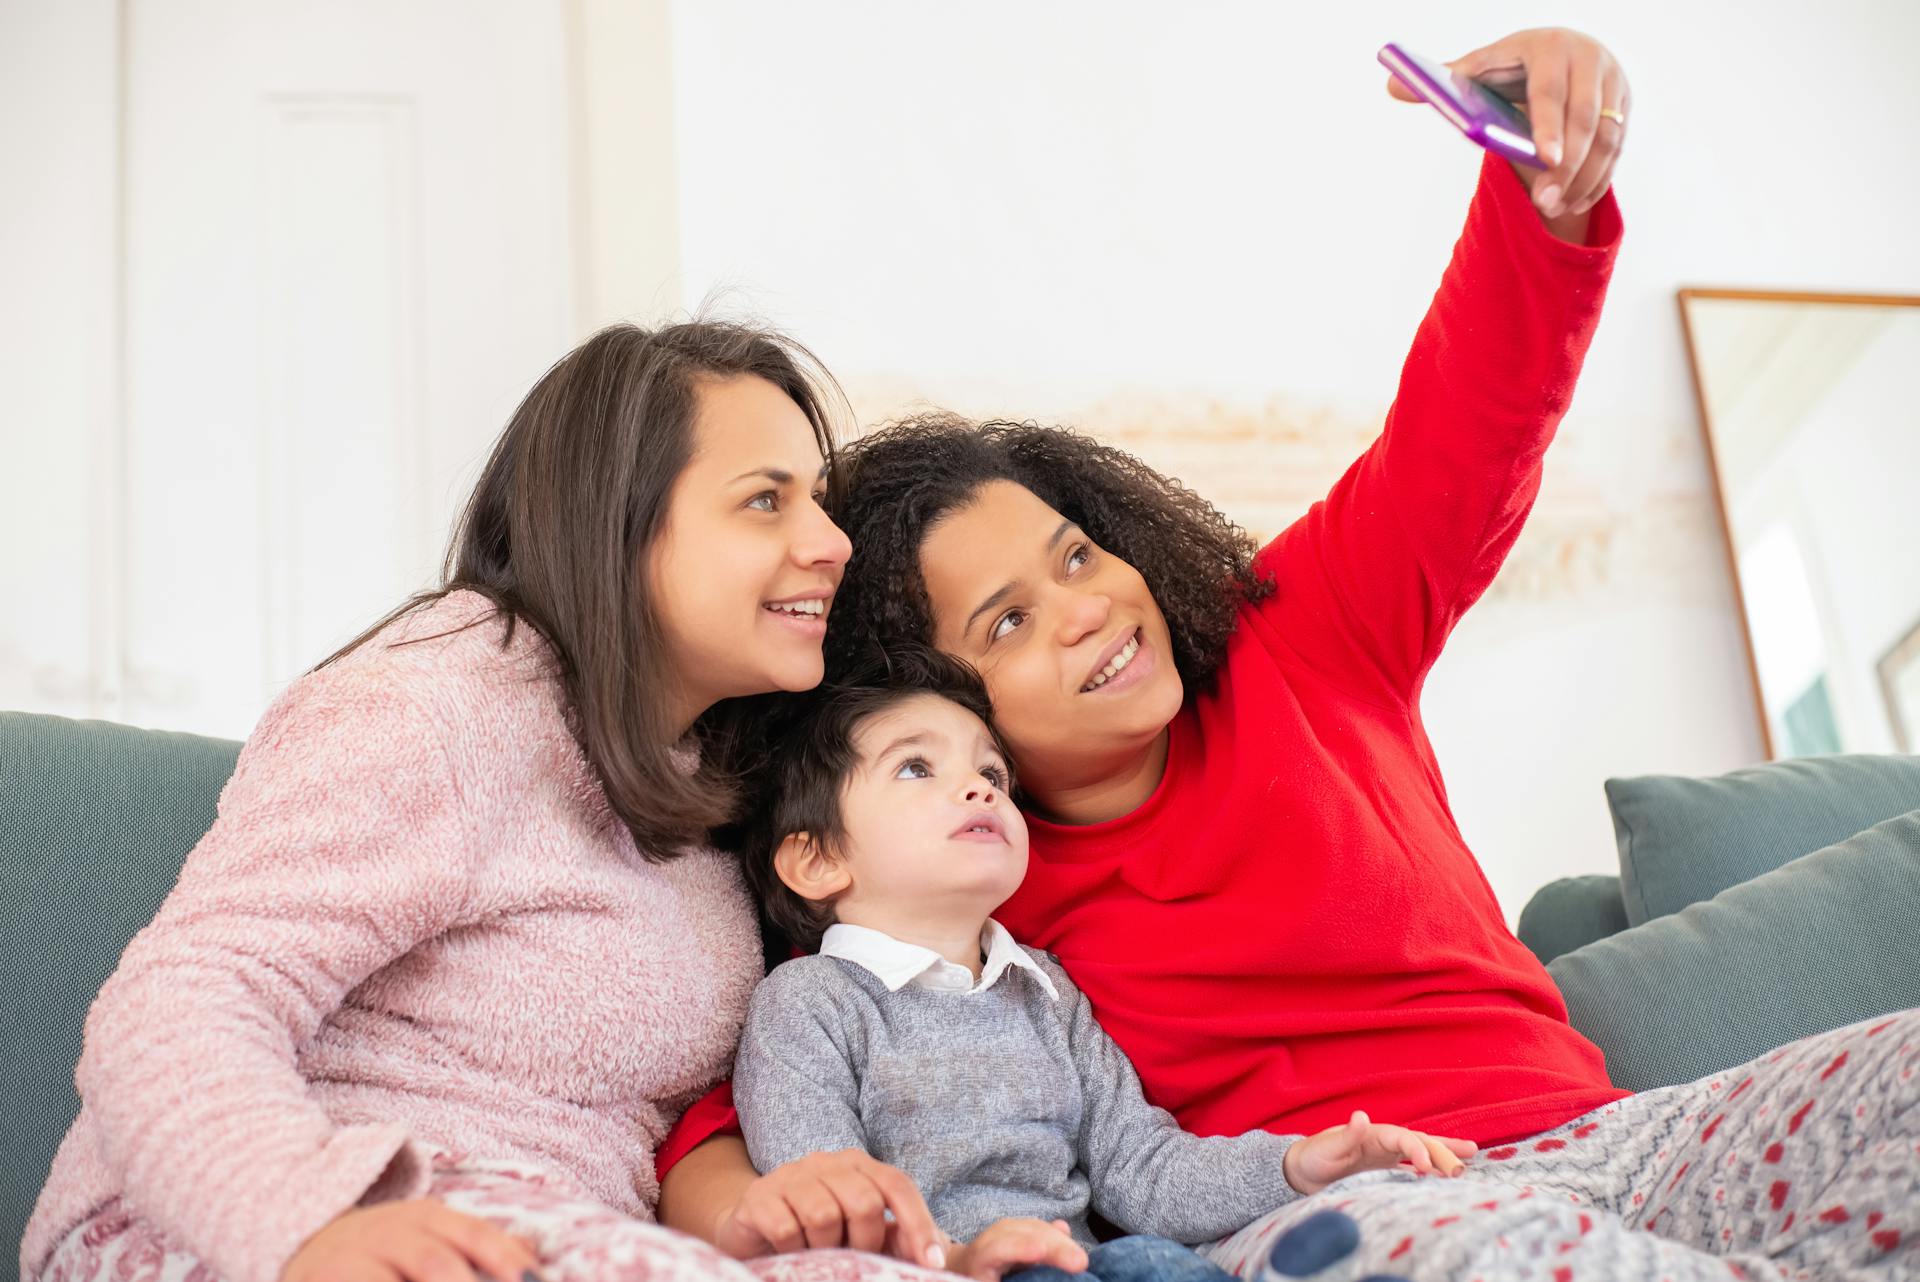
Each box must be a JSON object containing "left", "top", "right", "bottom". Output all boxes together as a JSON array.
[{"left": 1378, "top": 42, "right": 1545, "bottom": 169}]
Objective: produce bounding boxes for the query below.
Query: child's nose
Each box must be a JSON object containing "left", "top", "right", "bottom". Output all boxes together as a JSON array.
[{"left": 961, "top": 783, "right": 997, "bottom": 805}]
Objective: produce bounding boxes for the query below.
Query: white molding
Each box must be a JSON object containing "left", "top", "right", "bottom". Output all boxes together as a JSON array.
[
  {"left": 567, "top": 0, "right": 681, "bottom": 332},
  {"left": 85, "top": 0, "right": 131, "bottom": 720},
  {"left": 256, "top": 94, "right": 426, "bottom": 686},
  {"left": 0, "top": 0, "right": 126, "bottom": 720}
]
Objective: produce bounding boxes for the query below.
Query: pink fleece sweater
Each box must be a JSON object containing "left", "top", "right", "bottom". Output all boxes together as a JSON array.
[{"left": 22, "top": 591, "right": 764, "bottom": 1282}]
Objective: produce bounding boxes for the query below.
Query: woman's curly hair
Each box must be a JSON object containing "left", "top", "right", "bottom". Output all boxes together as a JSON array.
[{"left": 826, "top": 412, "right": 1274, "bottom": 692}]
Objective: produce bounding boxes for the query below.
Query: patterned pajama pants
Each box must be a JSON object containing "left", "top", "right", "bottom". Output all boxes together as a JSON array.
[
  {"left": 42, "top": 1160, "right": 955, "bottom": 1282},
  {"left": 42, "top": 1011, "right": 1918, "bottom": 1282},
  {"left": 1201, "top": 1010, "right": 1920, "bottom": 1282}
]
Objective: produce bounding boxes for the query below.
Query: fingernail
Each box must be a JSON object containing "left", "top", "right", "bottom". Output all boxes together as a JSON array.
[
  {"left": 1537, "top": 184, "right": 1562, "bottom": 215},
  {"left": 926, "top": 1245, "right": 946, "bottom": 1269}
]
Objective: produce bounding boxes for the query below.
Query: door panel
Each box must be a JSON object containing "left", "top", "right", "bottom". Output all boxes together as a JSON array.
[{"left": 120, "top": 0, "right": 574, "bottom": 736}]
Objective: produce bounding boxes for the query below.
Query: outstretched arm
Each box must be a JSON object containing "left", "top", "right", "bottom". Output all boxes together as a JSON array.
[{"left": 1249, "top": 32, "right": 1629, "bottom": 707}]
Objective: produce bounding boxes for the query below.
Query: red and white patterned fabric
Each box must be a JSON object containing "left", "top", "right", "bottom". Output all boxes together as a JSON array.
[
  {"left": 1202, "top": 1010, "right": 1919, "bottom": 1280},
  {"left": 44, "top": 1153, "right": 954, "bottom": 1282}
]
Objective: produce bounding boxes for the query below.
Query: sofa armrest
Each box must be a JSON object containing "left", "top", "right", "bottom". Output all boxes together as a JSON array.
[
  {"left": 1516, "top": 873, "right": 1629, "bottom": 965},
  {"left": 1, "top": 711, "right": 241, "bottom": 1266}
]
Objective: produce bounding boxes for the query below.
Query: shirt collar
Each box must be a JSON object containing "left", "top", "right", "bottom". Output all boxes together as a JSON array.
[{"left": 819, "top": 919, "right": 1059, "bottom": 999}]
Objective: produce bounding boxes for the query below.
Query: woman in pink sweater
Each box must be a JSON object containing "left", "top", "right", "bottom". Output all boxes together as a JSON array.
[{"left": 22, "top": 322, "right": 951, "bottom": 1282}]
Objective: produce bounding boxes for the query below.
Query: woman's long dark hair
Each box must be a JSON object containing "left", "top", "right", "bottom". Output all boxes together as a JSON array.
[{"left": 323, "top": 320, "right": 845, "bottom": 858}]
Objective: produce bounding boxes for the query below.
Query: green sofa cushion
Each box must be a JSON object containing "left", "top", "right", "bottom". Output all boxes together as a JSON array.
[
  {"left": 1605, "top": 753, "right": 1920, "bottom": 925},
  {"left": 1547, "top": 807, "right": 1920, "bottom": 1092},
  {"left": 1, "top": 712, "right": 240, "bottom": 1269}
]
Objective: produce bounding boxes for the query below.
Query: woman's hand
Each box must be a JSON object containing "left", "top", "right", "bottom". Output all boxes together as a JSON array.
[
  {"left": 714, "top": 1148, "right": 946, "bottom": 1270},
  {"left": 281, "top": 1200, "right": 542, "bottom": 1282},
  {"left": 1388, "top": 28, "right": 1631, "bottom": 223},
  {"left": 947, "top": 1218, "right": 1088, "bottom": 1282},
  {"left": 1282, "top": 1110, "right": 1479, "bottom": 1196}
]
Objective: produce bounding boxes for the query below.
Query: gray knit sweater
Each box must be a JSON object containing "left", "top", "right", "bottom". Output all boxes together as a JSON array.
[{"left": 733, "top": 947, "right": 1300, "bottom": 1247}]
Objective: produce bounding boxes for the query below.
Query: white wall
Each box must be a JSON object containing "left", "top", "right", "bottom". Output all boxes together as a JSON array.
[
  {"left": 8, "top": 1, "right": 1918, "bottom": 918},
  {"left": 635, "top": 0, "right": 1920, "bottom": 919}
]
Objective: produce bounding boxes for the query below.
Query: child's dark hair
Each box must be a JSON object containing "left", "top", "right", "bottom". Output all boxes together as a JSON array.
[{"left": 737, "top": 645, "right": 1012, "bottom": 953}]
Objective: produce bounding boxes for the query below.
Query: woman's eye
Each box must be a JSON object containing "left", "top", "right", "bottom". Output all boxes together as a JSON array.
[
  {"left": 810, "top": 490, "right": 829, "bottom": 507},
  {"left": 746, "top": 491, "right": 778, "bottom": 513},
  {"left": 893, "top": 758, "right": 932, "bottom": 781},
  {"left": 1067, "top": 543, "right": 1091, "bottom": 573},
  {"left": 989, "top": 609, "right": 1027, "bottom": 643}
]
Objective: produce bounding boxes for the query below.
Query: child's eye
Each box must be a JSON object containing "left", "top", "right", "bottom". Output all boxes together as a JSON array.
[
  {"left": 982, "top": 763, "right": 1011, "bottom": 790},
  {"left": 893, "top": 758, "right": 932, "bottom": 781},
  {"left": 988, "top": 609, "right": 1027, "bottom": 644}
]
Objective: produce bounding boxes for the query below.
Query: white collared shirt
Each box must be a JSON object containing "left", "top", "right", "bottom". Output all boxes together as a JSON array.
[{"left": 818, "top": 919, "right": 1060, "bottom": 999}]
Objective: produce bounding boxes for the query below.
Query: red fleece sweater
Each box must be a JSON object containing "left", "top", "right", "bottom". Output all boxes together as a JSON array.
[{"left": 658, "top": 153, "right": 1629, "bottom": 1181}]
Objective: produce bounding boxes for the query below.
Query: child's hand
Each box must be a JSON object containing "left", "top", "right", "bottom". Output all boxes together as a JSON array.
[
  {"left": 1282, "top": 1110, "right": 1478, "bottom": 1196},
  {"left": 716, "top": 1148, "right": 944, "bottom": 1269},
  {"left": 947, "top": 1218, "right": 1088, "bottom": 1282},
  {"left": 280, "top": 1200, "right": 543, "bottom": 1282}
]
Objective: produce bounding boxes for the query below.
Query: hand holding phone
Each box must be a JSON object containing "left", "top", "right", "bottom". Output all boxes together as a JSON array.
[
  {"left": 1378, "top": 30, "right": 1632, "bottom": 224},
  {"left": 1378, "top": 42, "right": 1545, "bottom": 169}
]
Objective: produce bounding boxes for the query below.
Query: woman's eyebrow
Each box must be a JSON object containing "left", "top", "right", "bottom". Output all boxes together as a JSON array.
[
  {"left": 727, "top": 464, "right": 829, "bottom": 485},
  {"left": 728, "top": 467, "right": 794, "bottom": 485},
  {"left": 965, "top": 519, "right": 1075, "bottom": 636},
  {"left": 966, "top": 582, "right": 1020, "bottom": 637}
]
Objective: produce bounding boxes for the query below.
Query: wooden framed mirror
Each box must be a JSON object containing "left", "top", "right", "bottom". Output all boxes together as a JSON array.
[{"left": 1679, "top": 288, "right": 1920, "bottom": 759}]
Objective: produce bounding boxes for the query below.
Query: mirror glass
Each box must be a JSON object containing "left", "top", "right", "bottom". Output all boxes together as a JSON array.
[{"left": 1681, "top": 290, "right": 1920, "bottom": 758}]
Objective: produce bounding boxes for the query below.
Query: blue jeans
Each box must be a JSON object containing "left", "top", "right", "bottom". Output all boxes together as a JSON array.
[{"left": 1009, "top": 1234, "right": 1235, "bottom": 1282}]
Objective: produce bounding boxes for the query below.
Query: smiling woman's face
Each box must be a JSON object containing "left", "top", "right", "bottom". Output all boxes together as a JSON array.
[
  {"left": 648, "top": 374, "right": 852, "bottom": 727},
  {"left": 919, "top": 480, "right": 1185, "bottom": 795}
]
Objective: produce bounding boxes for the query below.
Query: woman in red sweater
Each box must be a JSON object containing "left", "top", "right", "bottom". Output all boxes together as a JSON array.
[{"left": 665, "top": 26, "right": 1919, "bottom": 1282}]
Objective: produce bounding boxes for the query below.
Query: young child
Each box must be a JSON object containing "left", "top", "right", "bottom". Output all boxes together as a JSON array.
[{"left": 731, "top": 650, "right": 1475, "bottom": 1282}]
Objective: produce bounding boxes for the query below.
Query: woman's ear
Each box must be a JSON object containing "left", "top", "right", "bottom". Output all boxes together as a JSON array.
[{"left": 773, "top": 832, "right": 851, "bottom": 904}]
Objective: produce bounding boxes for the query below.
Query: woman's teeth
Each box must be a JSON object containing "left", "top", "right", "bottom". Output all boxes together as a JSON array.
[
  {"left": 1081, "top": 632, "right": 1140, "bottom": 691},
  {"left": 764, "top": 599, "right": 826, "bottom": 618}
]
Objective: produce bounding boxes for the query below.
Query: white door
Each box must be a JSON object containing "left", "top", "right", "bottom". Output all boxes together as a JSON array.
[{"left": 116, "top": 0, "right": 575, "bottom": 738}]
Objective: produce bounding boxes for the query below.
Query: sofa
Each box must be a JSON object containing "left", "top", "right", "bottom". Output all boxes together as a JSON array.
[{"left": 6, "top": 710, "right": 1918, "bottom": 1265}]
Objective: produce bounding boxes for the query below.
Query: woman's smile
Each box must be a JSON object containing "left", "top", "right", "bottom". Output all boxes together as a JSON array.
[
  {"left": 1078, "top": 627, "right": 1150, "bottom": 694},
  {"left": 762, "top": 591, "right": 833, "bottom": 638}
]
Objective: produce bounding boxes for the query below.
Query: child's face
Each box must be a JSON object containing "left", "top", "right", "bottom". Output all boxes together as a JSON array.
[{"left": 833, "top": 693, "right": 1030, "bottom": 923}]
